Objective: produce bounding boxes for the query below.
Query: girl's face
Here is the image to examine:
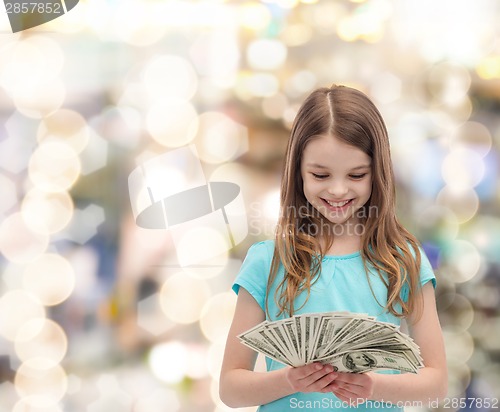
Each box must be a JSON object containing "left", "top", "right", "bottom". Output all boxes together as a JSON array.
[{"left": 300, "top": 134, "right": 373, "bottom": 229}]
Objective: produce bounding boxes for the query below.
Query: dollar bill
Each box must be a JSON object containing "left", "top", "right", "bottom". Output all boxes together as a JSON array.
[
  {"left": 323, "top": 349, "right": 419, "bottom": 373},
  {"left": 238, "top": 311, "right": 423, "bottom": 373}
]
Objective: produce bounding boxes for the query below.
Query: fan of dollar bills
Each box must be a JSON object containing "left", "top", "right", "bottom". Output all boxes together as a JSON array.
[{"left": 238, "top": 312, "right": 423, "bottom": 374}]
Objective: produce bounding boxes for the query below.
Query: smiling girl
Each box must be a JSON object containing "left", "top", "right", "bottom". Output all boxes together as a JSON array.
[{"left": 219, "top": 85, "right": 447, "bottom": 411}]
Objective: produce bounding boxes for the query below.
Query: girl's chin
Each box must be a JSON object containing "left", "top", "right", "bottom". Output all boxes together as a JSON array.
[{"left": 322, "top": 211, "right": 354, "bottom": 225}]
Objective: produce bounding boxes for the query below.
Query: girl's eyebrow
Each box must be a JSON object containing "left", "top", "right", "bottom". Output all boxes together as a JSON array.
[
  {"left": 350, "top": 164, "right": 371, "bottom": 170},
  {"left": 305, "top": 163, "right": 371, "bottom": 170},
  {"left": 305, "top": 163, "right": 329, "bottom": 169}
]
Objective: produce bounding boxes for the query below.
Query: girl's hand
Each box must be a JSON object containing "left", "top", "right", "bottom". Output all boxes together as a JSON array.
[
  {"left": 285, "top": 363, "right": 338, "bottom": 393},
  {"left": 321, "top": 372, "right": 374, "bottom": 405}
]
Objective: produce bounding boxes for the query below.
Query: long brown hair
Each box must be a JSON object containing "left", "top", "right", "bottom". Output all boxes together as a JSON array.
[{"left": 267, "top": 85, "right": 422, "bottom": 319}]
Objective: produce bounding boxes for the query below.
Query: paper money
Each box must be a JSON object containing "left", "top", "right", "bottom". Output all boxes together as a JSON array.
[{"left": 238, "top": 312, "right": 423, "bottom": 373}]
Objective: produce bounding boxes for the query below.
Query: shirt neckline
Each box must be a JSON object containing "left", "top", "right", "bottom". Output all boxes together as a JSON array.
[{"left": 322, "top": 250, "right": 361, "bottom": 260}]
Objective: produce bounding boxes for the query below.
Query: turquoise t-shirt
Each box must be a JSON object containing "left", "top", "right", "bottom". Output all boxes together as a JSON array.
[{"left": 232, "top": 240, "right": 436, "bottom": 412}]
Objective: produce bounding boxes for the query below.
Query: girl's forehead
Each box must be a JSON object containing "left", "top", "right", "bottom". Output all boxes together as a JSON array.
[{"left": 301, "top": 135, "right": 371, "bottom": 167}]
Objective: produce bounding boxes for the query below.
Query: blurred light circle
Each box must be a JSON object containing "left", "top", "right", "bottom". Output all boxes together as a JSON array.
[
  {"left": 90, "top": 106, "right": 142, "bottom": 149},
  {"left": 238, "top": 73, "right": 279, "bottom": 98},
  {"left": 276, "top": 0, "right": 299, "bottom": 8},
  {"left": 148, "top": 341, "right": 188, "bottom": 384},
  {"left": 466, "top": 346, "right": 489, "bottom": 374},
  {"left": 23, "top": 253, "right": 75, "bottom": 306},
  {"left": 27, "top": 36, "right": 64, "bottom": 77},
  {"left": 134, "top": 388, "right": 180, "bottom": 412},
  {"left": 13, "top": 79, "right": 66, "bottom": 119},
  {"left": 12, "top": 400, "right": 64, "bottom": 412},
  {"left": 0, "top": 42, "right": 42, "bottom": 93},
  {"left": 427, "top": 62, "right": 471, "bottom": 105},
  {"left": 281, "top": 23, "right": 313, "bottom": 47},
  {"left": 21, "top": 189, "right": 74, "bottom": 235},
  {"left": 175, "top": 226, "right": 229, "bottom": 272},
  {"left": 451, "top": 121, "right": 492, "bottom": 157},
  {"left": 250, "top": 73, "right": 279, "bottom": 97},
  {"left": 0, "top": 172, "right": 18, "bottom": 215},
  {"left": 237, "top": 3, "right": 272, "bottom": 31},
  {"left": 206, "top": 342, "right": 225, "bottom": 380},
  {"left": 461, "top": 216, "right": 500, "bottom": 263},
  {"left": 112, "top": 1, "right": 166, "bottom": 47},
  {"left": 159, "top": 273, "right": 211, "bottom": 324},
  {"left": 468, "top": 311, "right": 500, "bottom": 348},
  {"left": 185, "top": 344, "right": 209, "bottom": 379},
  {"left": 247, "top": 39, "right": 287, "bottom": 70},
  {"left": 0, "top": 290, "right": 45, "bottom": 341},
  {"left": 436, "top": 186, "right": 479, "bottom": 224},
  {"left": 445, "top": 240, "right": 482, "bottom": 283},
  {"left": 15, "top": 319, "right": 68, "bottom": 366},
  {"left": 210, "top": 377, "right": 224, "bottom": 410},
  {"left": 14, "top": 359, "right": 67, "bottom": 407},
  {"left": 443, "top": 328, "right": 474, "bottom": 364},
  {"left": 262, "top": 189, "right": 281, "bottom": 223},
  {"left": 283, "top": 103, "right": 300, "bottom": 129},
  {"left": 0, "top": 212, "right": 49, "bottom": 263},
  {"left": 472, "top": 283, "right": 500, "bottom": 310},
  {"left": 439, "top": 293, "right": 474, "bottom": 332},
  {"left": 181, "top": 264, "right": 226, "bottom": 281},
  {"left": 337, "top": 11, "right": 384, "bottom": 43},
  {"left": 195, "top": 112, "right": 248, "bottom": 164},
  {"left": 28, "top": 141, "right": 81, "bottom": 193},
  {"left": 370, "top": 72, "right": 402, "bottom": 104},
  {"left": 142, "top": 55, "right": 198, "bottom": 102},
  {"left": 476, "top": 55, "right": 500, "bottom": 80},
  {"left": 416, "top": 205, "right": 459, "bottom": 242},
  {"left": 37, "top": 109, "right": 90, "bottom": 154},
  {"left": 286, "top": 70, "right": 317, "bottom": 96},
  {"left": 200, "top": 292, "right": 237, "bottom": 343},
  {"left": 0, "top": 36, "right": 63, "bottom": 94},
  {"left": 442, "top": 147, "right": 484, "bottom": 191},
  {"left": 146, "top": 99, "right": 198, "bottom": 147},
  {"left": 261, "top": 93, "right": 288, "bottom": 120},
  {"left": 482, "top": 364, "right": 500, "bottom": 397},
  {"left": 209, "top": 163, "right": 253, "bottom": 192},
  {"left": 442, "top": 96, "right": 473, "bottom": 123},
  {"left": 446, "top": 360, "right": 471, "bottom": 399},
  {"left": 189, "top": 30, "right": 240, "bottom": 83}
]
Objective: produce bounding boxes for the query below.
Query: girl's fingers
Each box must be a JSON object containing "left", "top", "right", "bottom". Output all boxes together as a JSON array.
[
  {"left": 292, "top": 363, "right": 323, "bottom": 379},
  {"left": 287, "top": 363, "right": 338, "bottom": 392},
  {"left": 299, "top": 364, "right": 335, "bottom": 387},
  {"left": 307, "top": 370, "right": 338, "bottom": 391},
  {"left": 323, "top": 373, "right": 374, "bottom": 403}
]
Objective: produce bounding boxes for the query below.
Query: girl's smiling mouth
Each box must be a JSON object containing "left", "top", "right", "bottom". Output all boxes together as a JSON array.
[{"left": 322, "top": 198, "right": 354, "bottom": 210}]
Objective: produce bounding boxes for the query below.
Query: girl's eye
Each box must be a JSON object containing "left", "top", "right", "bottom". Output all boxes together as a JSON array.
[
  {"left": 349, "top": 173, "right": 367, "bottom": 180},
  {"left": 312, "top": 173, "right": 328, "bottom": 179}
]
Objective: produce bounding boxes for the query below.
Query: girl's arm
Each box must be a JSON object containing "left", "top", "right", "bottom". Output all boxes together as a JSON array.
[
  {"left": 219, "top": 287, "right": 339, "bottom": 408},
  {"left": 322, "top": 282, "right": 448, "bottom": 404}
]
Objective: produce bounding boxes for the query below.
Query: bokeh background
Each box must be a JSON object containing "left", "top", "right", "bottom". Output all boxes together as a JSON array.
[{"left": 0, "top": 0, "right": 499, "bottom": 411}]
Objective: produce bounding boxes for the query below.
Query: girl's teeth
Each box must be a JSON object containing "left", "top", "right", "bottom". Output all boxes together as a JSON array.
[{"left": 326, "top": 199, "right": 350, "bottom": 207}]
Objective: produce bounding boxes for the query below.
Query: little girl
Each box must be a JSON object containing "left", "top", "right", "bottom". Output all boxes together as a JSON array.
[{"left": 219, "top": 85, "right": 447, "bottom": 411}]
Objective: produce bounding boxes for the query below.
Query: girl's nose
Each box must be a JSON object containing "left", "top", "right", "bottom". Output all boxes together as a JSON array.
[{"left": 327, "top": 180, "right": 348, "bottom": 197}]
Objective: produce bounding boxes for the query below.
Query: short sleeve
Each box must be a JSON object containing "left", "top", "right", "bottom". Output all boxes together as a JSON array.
[
  {"left": 401, "top": 246, "right": 436, "bottom": 303},
  {"left": 232, "top": 241, "right": 274, "bottom": 312},
  {"left": 418, "top": 247, "right": 437, "bottom": 289}
]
